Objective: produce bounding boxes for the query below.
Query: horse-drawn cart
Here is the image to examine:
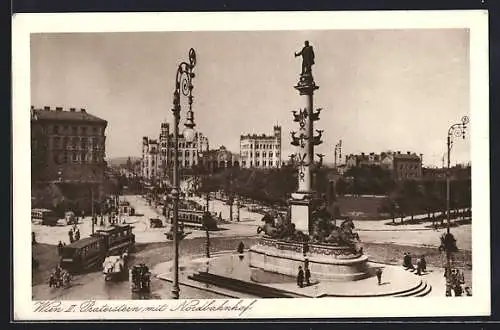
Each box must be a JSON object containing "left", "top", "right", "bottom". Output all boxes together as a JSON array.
[
  {"left": 130, "top": 264, "right": 151, "bottom": 292},
  {"left": 102, "top": 255, "right": 128, "bottom": 281}
]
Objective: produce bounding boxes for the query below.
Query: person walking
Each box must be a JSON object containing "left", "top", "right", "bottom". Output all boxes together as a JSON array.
[
  {"left": 32, "top": 232, "right": 37, "bottom": 245},
  {"left": 305, "top": 266, "right": 311, "bottom": 286},
  {"left": 68, "top": 228, "right": 74, "bottom": 244},
  {"left": 74, "top": 228, "right": 80, "bottom": 241},
  {"left": 57, "top": 241, "right": 63, "bottom": 255},
  {"left": 297, "top": 266, "right": 304, "bottom": 288},
  {"left": 376, "top": 268, "right": 383, "bottom": 285}
]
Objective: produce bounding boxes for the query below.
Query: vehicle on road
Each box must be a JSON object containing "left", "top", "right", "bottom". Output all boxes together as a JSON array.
[
  {"left": 31, "top": 208, "right": 59, "bottom": 226},
  {"left": 149, "top": 218, "right": 164, "bottom": 228},
  {"left": 65, "top": 211, "right": 78, "bottom": 225},
  {"left": 130, "top": 264, "right": 151, "bottom": 292},
  {"left": 164, "top": 229, "right": 190, "bottom": 241},
  {"left": 59, "top": 224, "right": 135, "bottom": 274},
  {"left": 168, "top": 209, "right": 218, "bottom": 231},
  {"left": 102, "top": 255, "right": 128, "bottom": 281}
]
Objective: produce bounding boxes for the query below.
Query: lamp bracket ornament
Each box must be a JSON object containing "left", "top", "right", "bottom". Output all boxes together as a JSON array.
[
  {"left": 291, "top": 131, "right": 309, "bottom": 148},
  {"left": 311, "top": 108, "right": 322, "bottom": 121},
  {"left": 312, "top": 129, "right": 324, "bottom": 146}
]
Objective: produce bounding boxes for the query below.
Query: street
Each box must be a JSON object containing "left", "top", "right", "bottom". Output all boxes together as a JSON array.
[{"left": 32, "top": 194, "right": 472, "bottom": 300}]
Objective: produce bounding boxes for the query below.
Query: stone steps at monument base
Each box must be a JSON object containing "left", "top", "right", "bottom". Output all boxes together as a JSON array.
[
  {"left": 393, "top": 281, "right": 432, "bottom": 297},
  {"left": 188, "top": 272, "right": 307, "bottom": 298}
]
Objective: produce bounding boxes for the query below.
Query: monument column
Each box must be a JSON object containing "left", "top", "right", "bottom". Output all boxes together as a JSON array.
[{"left": 289, "top": 41, "right": 323, "bottom": 235}]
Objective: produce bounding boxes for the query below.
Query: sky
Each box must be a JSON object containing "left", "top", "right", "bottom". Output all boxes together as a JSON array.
[{"left": 30, "top": 29, "right": 471, "bottom": 167}]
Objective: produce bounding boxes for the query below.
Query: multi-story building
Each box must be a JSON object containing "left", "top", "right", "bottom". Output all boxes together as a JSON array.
[
  {"left": 344, "top": 150, "right": 423, "bottom": 180},
  {"left": 168, "top": 131, "right": 209, "bottom": 169},
  {"left": 141, "top": 137, "right": 160, "bottom": 183},
  {"left": 239, "top": 125, "right": 282, "bottom": 169},
  {"left": 30, "top": 105, "right": 107, "bottom": 212},
  {"left": 141, "top": 121, "right": 209, "bottom": 184},
  {"left": 392, "top": 151, "right": 423, "bottom": 180}
]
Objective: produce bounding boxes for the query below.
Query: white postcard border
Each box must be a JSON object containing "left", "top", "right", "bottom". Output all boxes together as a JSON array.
[{"left": 12, "top": 10, "right": 490, "bottom": 320}]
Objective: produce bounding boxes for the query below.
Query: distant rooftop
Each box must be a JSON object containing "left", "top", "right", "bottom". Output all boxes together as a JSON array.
[{"left": 31, "top": 106, "right": 107, "bottom": 124}]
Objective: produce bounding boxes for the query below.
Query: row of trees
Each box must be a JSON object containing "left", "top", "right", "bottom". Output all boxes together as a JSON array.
[
  {"left": 192, "top": 164, "right": 471, "bottom": 224},
  {"left": 378, "top": 178, "right": 471, "bottom": 224}
]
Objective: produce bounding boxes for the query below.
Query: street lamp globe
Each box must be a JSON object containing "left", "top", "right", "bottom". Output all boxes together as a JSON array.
[{"left": 182, "top": 127, "right": 196, "bottom": 143}]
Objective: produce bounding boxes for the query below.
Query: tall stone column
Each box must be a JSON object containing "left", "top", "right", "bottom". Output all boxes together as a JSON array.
[{"left": 289, "top": 41, "right": 323, "bottom": 235}]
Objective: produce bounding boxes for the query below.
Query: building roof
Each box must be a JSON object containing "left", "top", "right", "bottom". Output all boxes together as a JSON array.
[{"left": 31, "top": 107, "right": 107, "bottom": 124}]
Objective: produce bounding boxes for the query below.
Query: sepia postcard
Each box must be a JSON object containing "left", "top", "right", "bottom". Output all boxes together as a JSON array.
[{"left": 12, "top": 10, "right": 490, "bottom": 320}]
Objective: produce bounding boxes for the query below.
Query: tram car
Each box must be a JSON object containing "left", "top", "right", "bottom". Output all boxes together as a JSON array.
[
  {"left": 58, "top": 224, "right": 135, "bottom": 274},
  {"left": 169, "top": 209, "right": 219, "bottom": 231}
]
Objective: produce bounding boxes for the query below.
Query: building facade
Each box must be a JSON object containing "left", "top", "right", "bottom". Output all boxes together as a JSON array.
[
  {"left": 344, "top": 150, "right": 423, "bottom": 180},
  {"left": 141, "top": 137, "right": 160, "bottom": 183},
  {"left": 239, "top": 125, "right": 282, "bottom": 169},
  {"left": 30, "top": 105, "right": 107, "bottom": 212},
  {"left": 200, "top": 145, "right": 240, "bottom": 172},
  {"left": 141, "top": 121, "right": 209, "bottom": 184}
]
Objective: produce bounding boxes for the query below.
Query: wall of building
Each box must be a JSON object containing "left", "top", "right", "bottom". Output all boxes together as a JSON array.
[{"left": 239, "top": 126, "right": 282, "bottom": 169}]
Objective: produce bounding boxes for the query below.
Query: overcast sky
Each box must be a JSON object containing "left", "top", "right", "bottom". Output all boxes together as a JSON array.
[{"left": 30, "top": 29, "right": 470, "bottom": 167}]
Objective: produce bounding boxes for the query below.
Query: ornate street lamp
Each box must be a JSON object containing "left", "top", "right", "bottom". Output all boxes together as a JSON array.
[
  {"left": 441, "top": 115, "right": 469, "bottom": 295},
  {"left": 446, "top": 115, "right": 469, "bottom": 234},
  {"left": 170, "top": 48, "right": 197, "bottom": 300}
]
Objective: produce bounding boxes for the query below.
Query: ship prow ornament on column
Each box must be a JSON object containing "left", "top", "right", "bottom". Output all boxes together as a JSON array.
[{"left": 249, "top": 41, "right": 370, "bottom": 282}]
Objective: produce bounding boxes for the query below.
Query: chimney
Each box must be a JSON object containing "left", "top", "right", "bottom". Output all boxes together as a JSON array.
[
  {"left": 80, "top": 108, "right": 86, "bottom": 113},
  {"left": 397, "top": 151, "right": 401, "bottom": 154},
  {"left": 55, "top": 107, "right": 63, "bottom": 111},
  {"left": 30, "top": 106, "right": 34, "bottom": 110},
  {"left": 70, "top": 108, "right": 76, "bottom": 112},
  {"left": 407, "top": 151, "right": 411, "bottom": 155},
  {"left": 44, "top": 106, "right": 50, "bottom": 110}
]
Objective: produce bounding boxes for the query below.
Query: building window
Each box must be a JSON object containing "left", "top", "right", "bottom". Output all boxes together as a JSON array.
[
  {"left": 53, "top": 137, "right": 61, "bottom": 149},
  {"left": 63, "top": 152, "right": 68, "bottom": 164},
  {"left": 53, "top": 125, "right": 59, "bottom": 134},
  {"left": 250, "top": 161, "right": 253, "bottom": 167},
  {"left": 263, "top": 152, "right": 267, "bottom": 157},
  {"left": 256, "top": 160, "right": 260, "bottom": 167},
  {"left": 81, "top": 138, "right": 87, "bottom": 149},
  {"left": 256, "top": 152, "right": 260, "bottom": 157},
  {"left": 270, "top": 152, "right": 273, "bottom": 158},
  {"left": 250, "top": 152, "right": 253, "bottom": 158},
  {"left": 72, "top": 126, "right": 78, "bottom": 135},
  {"left": 73, "top": 153, "right": 77, "bottom": 161},
  {"left": 263, "top": 161, "right": 267, "bottom": 167},
  {"left": 276, "top": 161, "right": 279, "bottom": 167}
]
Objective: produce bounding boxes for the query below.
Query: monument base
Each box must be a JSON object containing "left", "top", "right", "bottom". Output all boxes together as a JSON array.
[{"left": 249, "top": 237, "right": 370, "bottom": 282}]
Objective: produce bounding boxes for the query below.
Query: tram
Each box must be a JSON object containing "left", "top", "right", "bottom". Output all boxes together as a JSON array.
[
  {"left": 31, "top": 208, "right": 59, "bottom": 226},
  {"left": 59, "top": 224, "right": 135, "bottom": 274},
  {"left": 171, "top": 209, "right": 218, "bottom": 231}
]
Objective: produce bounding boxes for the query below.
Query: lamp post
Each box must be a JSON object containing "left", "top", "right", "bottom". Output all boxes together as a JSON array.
[
  {"left": 170, "top": 48, "right": 197, "bottom": 300},
  {"left": 91, "top": 185, "right": 95, "bottom": 235},
  {"left": 446, "top": 116, "right": 469, "bottom": 234},
  {"left": 334, "top": 140, "right": 342, "bottom": 169}
]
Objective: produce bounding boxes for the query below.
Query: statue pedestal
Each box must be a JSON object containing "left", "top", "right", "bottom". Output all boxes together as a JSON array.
[
  {"left": 288, "top": 193, "right": 314, "bottom": 235},
  {"left": 249, "top": 238, "right": 370, "bottom": 282}
]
